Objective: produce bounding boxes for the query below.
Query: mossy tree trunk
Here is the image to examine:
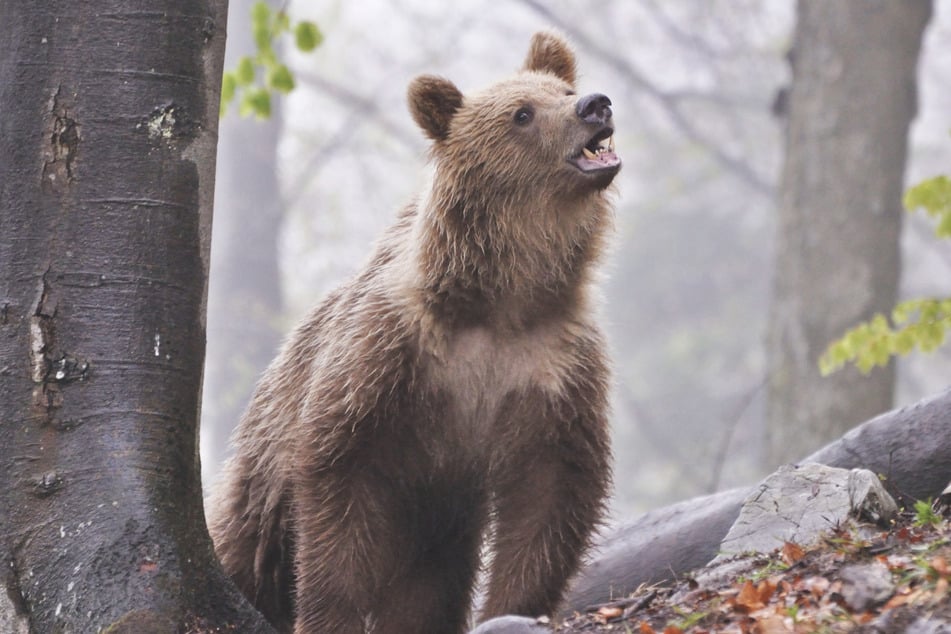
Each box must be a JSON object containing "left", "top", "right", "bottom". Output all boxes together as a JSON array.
[
  {"left": 765, "top": 0, "right": 932, "bottom": 467},
  {"left": 0, "top": 1, "right": 273, "bottom": 631}
]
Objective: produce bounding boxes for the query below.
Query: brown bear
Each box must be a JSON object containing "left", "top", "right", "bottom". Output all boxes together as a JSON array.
[{"left": 207, "top": 31, "right": 620, "bottom": 634}]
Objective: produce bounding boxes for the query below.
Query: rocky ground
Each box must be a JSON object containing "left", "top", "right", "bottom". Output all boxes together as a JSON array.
[{"left": 555, "top": 501, "right": 951, "bottom": 633}]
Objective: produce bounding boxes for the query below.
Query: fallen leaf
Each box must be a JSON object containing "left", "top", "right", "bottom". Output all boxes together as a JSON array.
[
  {"left": 854, "top": 611, "right": 875, "bottom": 624},
  {"left": 753, "top": 613, "right": 790, "bottom": 633},
  {"left": 756, "top": 579, "right": 777, "bottom": 604},
  {"left": 597, "top": 605, "right": 623, "bottom": 620},
  {"left": 781, "top": 542, "right": 805, "bottom": 566},
  {"left": 931, "top": 555, "right": 949, "bottom": 577},
  {"left": 803, "top": 576, "right": 830, "bottom": 598},
  {"left": 882, "top": 588, "right": 911, "bottom": 610},
  {"left": 933, "top": 577, "right": 949, "bottom": 603},
  {"left": 735, "top": 580, "right": 765, "bottom": 612}
]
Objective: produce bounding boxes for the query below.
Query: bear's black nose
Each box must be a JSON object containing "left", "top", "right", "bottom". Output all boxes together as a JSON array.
[{"left": 576, "top": 93, "right": 612, "bottom": 124}]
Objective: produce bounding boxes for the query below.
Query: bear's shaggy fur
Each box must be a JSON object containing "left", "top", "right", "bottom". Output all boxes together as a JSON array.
[{"left": 207, "top": 31, "right": 620, "bottom": 634}]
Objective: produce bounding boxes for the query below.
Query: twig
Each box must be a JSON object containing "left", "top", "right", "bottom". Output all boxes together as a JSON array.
[
  {"left": 708, "top": 378, "right": 767, "bottom": 493},
  {"left": 516, "top": 0, "right": 774, "bottom": 197}
]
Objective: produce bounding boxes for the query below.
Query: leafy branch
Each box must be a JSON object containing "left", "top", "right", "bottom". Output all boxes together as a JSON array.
[
  {"left": 220, "top": 2, "right": 322, "bottom": 118},
  {"left": 820, "top": 174, "right": 951, "bottom": 375},
  {"left": 905, "top": 175, "right": 951, "bottom": 238}
]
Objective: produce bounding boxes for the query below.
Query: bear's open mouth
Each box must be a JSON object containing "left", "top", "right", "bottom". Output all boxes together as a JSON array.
[{"left": 569, "top": 127, "right": 621, "bottom": 173}]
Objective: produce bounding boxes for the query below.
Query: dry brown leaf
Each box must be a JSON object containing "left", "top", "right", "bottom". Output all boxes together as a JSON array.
[
  {"left": 854, "top": 611, "right": 875, "bottom": 624},
  {"left": 803, "top": 575, "right": 830, "bottom": 598},
  {"left": 638, "top": 622, "right": 656, "bottom": 634},
  {"left": 931, "top": 555, "right": 949, "bottom": 577},
  {"left": 735, "top": 580, "right": 765, "bottom": 612},
  {"left": 882, "top": 588, "right": 912, "bottom": 610},
  {"left": 753, "top": 613, "right": 791, "bottom": 633},
  {"left": 597, "top": 605, "right": 623, "bottom": 620},
  {"left": 756, "top": 579, "right": 777, "bottom": 604},
  {"left": 781, "top": 542, "right": 805, "bottom": 566},
  {"left": 934, "top": 576, "right": 949, "bottom": 601}
]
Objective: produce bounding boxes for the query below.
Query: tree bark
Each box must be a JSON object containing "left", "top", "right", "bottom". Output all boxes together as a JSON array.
[
  {"left": 0, "top": 2, "right": 272, "bottom": 631},
  {"left": 565, "top": 387, "right": 951, "bottom": 613},
  {"left": 203, "top": 0, "right": 285, "bottom": 480},
  {"left": 765, "top": 0, "right": 932, "bottom": 466}
]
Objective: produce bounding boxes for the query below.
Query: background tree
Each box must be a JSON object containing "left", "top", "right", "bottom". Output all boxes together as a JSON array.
[
  {"left": 820, "top": 174, "right": 951, "bottom": 374},
  {"left": 203, "top": 0, "right": 286, "bottom": 481},
  {"left": 765, "top": 0, "right": 933, "bottom": 466},
  {"left": 0, "top": 1, "right": 272, "bottom": 630}
]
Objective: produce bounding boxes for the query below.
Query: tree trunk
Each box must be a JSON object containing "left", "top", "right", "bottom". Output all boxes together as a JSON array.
[
  {"left": 203, "top": 0, "right": 285, "bottom": 484},
  {"left": 0, "top": 2, "right": 273, "bottom": 631},
  {"left": 765, "top": 0, "right": 932, "bottom": 467}
]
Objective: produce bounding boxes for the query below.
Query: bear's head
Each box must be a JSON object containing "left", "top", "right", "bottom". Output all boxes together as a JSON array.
[{"left": 407, "top": 31, "right": 621, "bottom": 203}]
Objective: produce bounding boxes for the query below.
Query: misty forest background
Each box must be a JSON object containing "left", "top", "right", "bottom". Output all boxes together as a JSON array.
[{"left": 202, "top": 0, "right": 951, "bottom": 519}]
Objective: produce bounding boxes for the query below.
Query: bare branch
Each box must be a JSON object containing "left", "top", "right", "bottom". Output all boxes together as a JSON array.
[
  {"left": 516, "top": 0, "right": 774, "bottom": 198},
  {"left": 295, "top": 70, "right": 422, "bottom": 150}
]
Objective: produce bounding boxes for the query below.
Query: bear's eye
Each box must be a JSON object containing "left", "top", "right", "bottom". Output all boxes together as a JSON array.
[{"left": 513, "top": 106, "right": 534, "bottom": 126}]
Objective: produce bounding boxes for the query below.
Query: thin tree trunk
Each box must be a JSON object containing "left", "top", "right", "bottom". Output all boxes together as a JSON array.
[
  {"left": 765, "top": 0, "right": 932, "bottom": 467},
  {"left": 0, "top": 2, "right": 272, "bottom": 630}
]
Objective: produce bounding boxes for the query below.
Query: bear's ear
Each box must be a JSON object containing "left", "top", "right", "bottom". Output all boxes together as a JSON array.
[
  {"left": 522, "top": 31, "right": 577, "bottom": 88},
  {"left": 408, "top": 75, "right": 463, "bottom": 142}
]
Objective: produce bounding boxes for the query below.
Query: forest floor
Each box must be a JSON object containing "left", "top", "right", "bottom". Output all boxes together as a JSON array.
[{"left": 555, "top": 501, "right": 951, "bottom": 633}]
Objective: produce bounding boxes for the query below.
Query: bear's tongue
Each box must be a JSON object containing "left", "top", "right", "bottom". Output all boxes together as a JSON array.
[{"left": 572, "top": 134, "right": 620, "bottom": 172}]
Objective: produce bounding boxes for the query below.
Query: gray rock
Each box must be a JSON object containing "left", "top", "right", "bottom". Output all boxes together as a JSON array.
[
  {"left": 838, "top": 562, "right": 894, "bottom": 611},
  {"left": 906, "top": 617, "right": 951, "bottom": 634},
  {"left": 469, "top": 615, "right": 551, "bottom": 634},
  {"left": 848, "top": 467, "right": 899, "bottom": 523},
  {"left": 716, "top": 463, "right": 896, "bottom": 560}
]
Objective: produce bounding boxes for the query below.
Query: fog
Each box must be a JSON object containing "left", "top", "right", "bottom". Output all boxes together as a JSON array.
[{"left": 203, "top": 1, "right": 951, "bottom": 519}]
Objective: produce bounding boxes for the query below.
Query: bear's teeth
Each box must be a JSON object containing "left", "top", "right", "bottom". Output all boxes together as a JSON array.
[
  {"left": 583, "top": 147, "right": 598, "bottom": 160},
  {"left": 608, "top": 135, "right": 615, "bottom": 151}
]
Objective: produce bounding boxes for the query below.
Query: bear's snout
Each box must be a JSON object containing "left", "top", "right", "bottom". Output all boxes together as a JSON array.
[{"left": 576, "top": 93, "right": 612, "bottom": 125}]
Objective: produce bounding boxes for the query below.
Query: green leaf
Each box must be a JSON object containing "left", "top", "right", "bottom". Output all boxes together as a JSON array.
[
  {"left": 241, "top": 88, "right": 272, "bottom": 119},
  {"left": 905, "top": 175, "right": 951, "bottom": 238},
  {"left": 894, "top": 330, "right": 915, "bottom": 355},
  {"left": 269, "top": 64, "right": 295, "bottom": 93},
  {"left": 913, "top": 498, "right": 941, "bottom": 527},
  {"left": 904, "top": 175, "right": 951, "bottom": 214},
  {"left": 937, "top": 212, "right": 951, "bottom": 238},
  {"left": 856, "top": 354, "right": 875, "bottom": 375},
  {"left": 253, "top": 23, "right": 272, "bottom": 51},
  {"left": 922, "top": 323, "right": 945, "bottom": 352},
  {"left": 295, "top": 21, "right": 323, "bottom": 52},
  {"left": 221, "top": 72, "right": 236, "bottom": 105},
  {"left": 891, "top": 302, "right": 909, "bottom": 324},
  {"left": 274, "top": 11, "right": 290, "bottom": 33},
  {"left": 236, "top": 56, "right": 256, "bottom": 86},
  {"left": 251, "top": 2, "right": 271, "bottom": 30},
  {"left": 257, "top": 46, "right": 277, "bottom": 68}
]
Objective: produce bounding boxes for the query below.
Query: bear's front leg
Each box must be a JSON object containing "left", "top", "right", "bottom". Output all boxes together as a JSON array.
[
  {"left": 291, "top": 442, "right": 489, "bottom": 634},
  {"left": 290, "top": 466, "right": 377, "bottom": 634},
  {"left": 481, "top": 373, "right": 611, "bottom": 621}
]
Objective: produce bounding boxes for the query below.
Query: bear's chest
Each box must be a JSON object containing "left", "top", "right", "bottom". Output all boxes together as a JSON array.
[{"left": 426, "top": 325, "right": 568, "bottom": 443}]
